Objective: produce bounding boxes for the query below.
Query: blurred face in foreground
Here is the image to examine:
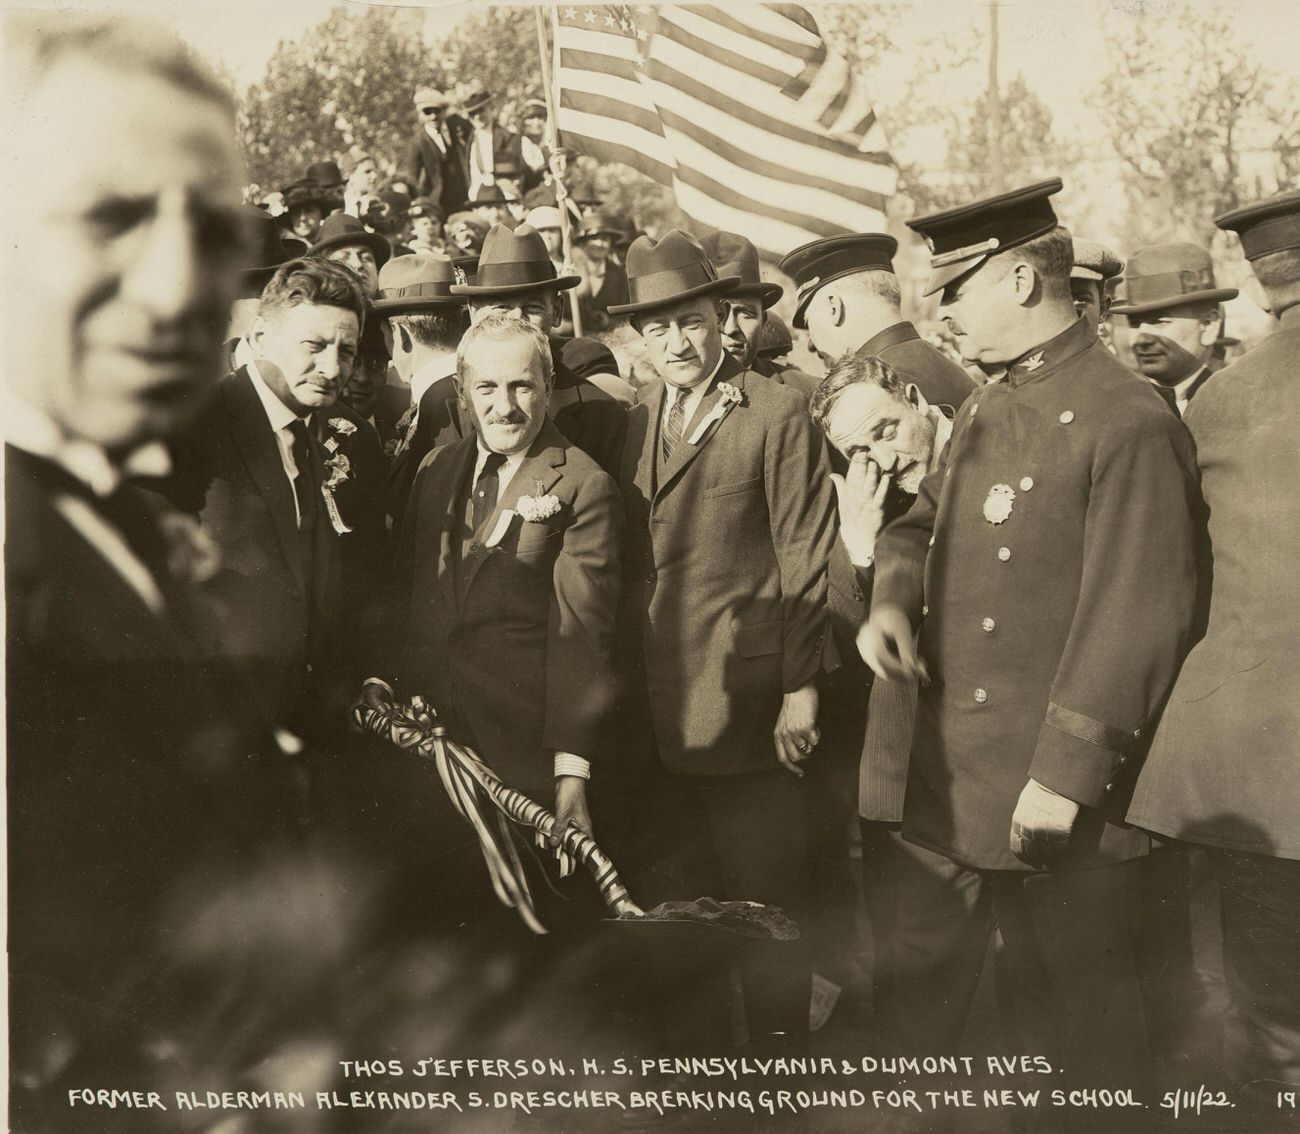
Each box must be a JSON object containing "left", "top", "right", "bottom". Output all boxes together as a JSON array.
[
  {"left": 11, "top": 58, "right": 245, "bottom": 452},
  {"left": 457, "top": 332, "right": 551, "bottom": 456},
  {"left": 637, "top": 296, "right": 725, "bottom": 389}
]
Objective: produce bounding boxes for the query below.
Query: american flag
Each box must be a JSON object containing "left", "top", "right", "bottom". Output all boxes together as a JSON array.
[{"left": 553, "top": 3, "right": 898, "bottom": 259}]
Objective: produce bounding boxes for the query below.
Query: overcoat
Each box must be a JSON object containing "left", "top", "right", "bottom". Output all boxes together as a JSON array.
[
  {"left": 872, "top": 318, "right": 1201, "bottom": 870},
  {"left": 616, "top": 353, "right": 836, "bottom": 775},
  {"left": 1128, "top": 305, "right": 1300, "bottom": 860}
]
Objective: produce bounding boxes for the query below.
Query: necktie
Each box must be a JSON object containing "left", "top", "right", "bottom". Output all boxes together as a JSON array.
[
  {"left": 662, "top": 387, "right": 690, "bottom": 463},
  {"left": 1153, "top": 383, "right": 1178, "bottom": 413},
  {"left": 287, "top": 419, "right": 315, "bottom": 529},
  {"left": 472, "top": 451, "right": 506, "bottom": 534}
]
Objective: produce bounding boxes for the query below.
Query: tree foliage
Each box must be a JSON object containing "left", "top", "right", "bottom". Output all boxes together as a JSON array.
[{"left": 1093, "top": 7, "right": 1298, "bottom": 246}]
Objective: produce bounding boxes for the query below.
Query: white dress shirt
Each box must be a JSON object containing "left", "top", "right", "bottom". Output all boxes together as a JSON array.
[
  {"left": 247, "top": 361, "right": 314, "bottom": 528},
  {"left": 659, "top": 353, "right": 726, "bottom": 438},
  {"left": 1171, "top": 365, "right": 1209, "bottom": 417},
  {"left": 5, "top": 393, "right": 170, "bottom": 613},
  {"left": 423, "top": 120, "right": 448, "bottom": 156}
]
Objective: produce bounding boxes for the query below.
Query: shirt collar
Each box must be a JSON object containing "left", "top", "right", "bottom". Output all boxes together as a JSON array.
[
  {"left": 665, "top": 351, "right": 726, "bottom": 403},
  {"left": 247, "top": 359, "right": 308, "bottom": 433},
  {"left": 4, "top": 392, "right": 171, "bottom": 497},
  {"left": 411, "top": 351, "right": 458, "bottom": 405},
  {"left": 1171, "top": 365, "right": 1209, "bottom": 402},
  {"left": 232, "top": 336, "right": 255, "bottom": 372}
]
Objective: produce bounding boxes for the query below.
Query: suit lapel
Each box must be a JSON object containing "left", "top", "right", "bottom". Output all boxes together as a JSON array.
[
  {"left": 432, "top": 438, "right": 478, "bottom": 612},
  {"left": 458, "top": 421, "right": 567, "bottom": 601},
  {"left": 225, "top": 368, "right": 306, "bottom": 592},
  {"left": 653, "top": 356, "right": 746, "bottom": 503},
  {"left": 635, "top": 382, "right": 665, "bottom": 499}
]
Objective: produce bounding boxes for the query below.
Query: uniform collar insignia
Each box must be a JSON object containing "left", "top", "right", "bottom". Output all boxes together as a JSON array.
[{"left": 1021, "top": 351, "right": 1045, "bottom": 372}]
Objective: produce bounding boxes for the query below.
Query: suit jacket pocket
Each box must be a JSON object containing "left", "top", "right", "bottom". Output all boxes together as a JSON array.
[
  {"left": 703, "top": 477, "right": 762, "bottom": 500},
  {"left": 734, "top": 617, "right": 783, "bottom": 659},
  {"left": 515, "top": 525, "right": 562, "bottom": 556}
]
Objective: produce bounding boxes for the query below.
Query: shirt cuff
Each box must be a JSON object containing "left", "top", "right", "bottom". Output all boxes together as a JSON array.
[{"left": 554, "top": 752, "right": 591, "bottom": 779}]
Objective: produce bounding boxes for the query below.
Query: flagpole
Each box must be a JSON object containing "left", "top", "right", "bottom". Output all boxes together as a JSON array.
[{"left": 535, "top": 4, "right": 583, "bottom": 338}]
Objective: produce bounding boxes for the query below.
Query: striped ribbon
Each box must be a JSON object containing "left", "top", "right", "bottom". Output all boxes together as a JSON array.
[{"left": 352, "top": 696, "right": 641, "bottom": 934}]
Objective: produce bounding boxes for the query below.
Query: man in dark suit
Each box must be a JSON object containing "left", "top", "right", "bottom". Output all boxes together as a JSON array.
[
  {"left": 1111, "top": 242, "right": 1239, "bottom": 415},
  {"left": 860, "top": 182, "right": 1200, "bottom": 1109},
  {"left": 461, "top": 89, "right": 525, "bottom": 201},
  {"left": 166, "top": 258, "right": 366, "bottom": 735},
  {"left": 781, "top": 231, "right": 975, "bottom": 418},
  {"left": 611, "top": 231, "right": 837, "bottom": 1055},
  {"left": 1128, "top": 189, "right": 1300, "bottom": 1113},
  {"left": 398, "top": 86, "right": 469, "bottom": 221},
  {"left": 6, "top": 17, "right": 334, "bottom": 1123},
  {"left": 358, "top": 312, "right": 621, "bottom": 876}
]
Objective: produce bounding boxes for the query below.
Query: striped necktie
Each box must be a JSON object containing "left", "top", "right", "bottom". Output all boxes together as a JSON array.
[{"left": 662, "top": 386, "right": 690, "bottom": 463}]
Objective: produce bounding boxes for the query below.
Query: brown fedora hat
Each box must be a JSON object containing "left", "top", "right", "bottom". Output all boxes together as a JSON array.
[
  {"left": 450, "top": 224, "right": 580, "bottom": 297},
  {"left": 608, "top": 229, "right": 739, "bottom": 315},
  {"left": 310, "top": 213, "right": 392, "bottom": 269},
  {"left": 700, "top": 231, "right": 782, "bottom": 309},
  {"left": 1110, "top": 242, "right": 1238, "bottom": 316},
  {"left": 372, "top": 253, "right": 464, "bottom": 313},
  {"left": 241, "top": 205, "right": 299, "bottom": 286}
]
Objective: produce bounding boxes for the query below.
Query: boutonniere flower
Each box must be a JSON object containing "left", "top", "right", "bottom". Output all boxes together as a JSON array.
[
  {"left": 687, "top": 381, "right": 745, "bottom": 445},
  {"left": 328, "top": 416, "right": 358, "bottom": 437},
  {"left": 517, "top": 480, "right": 562, "bottom": 523},
  {"left": 156, "top": 511, "right": 222, "bottom": 584},
  {"left": 320, "top": 446, "right": 354, "bottom": 535}
]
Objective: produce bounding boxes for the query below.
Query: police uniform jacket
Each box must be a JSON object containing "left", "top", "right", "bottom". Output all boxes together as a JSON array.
[
  {"left": 855, "top": 320, "right": 975, "bottom": 415},
  {"left": 617, "top": 353, "right": 836, "bottom": 776},
  {"left": 872, "top": 317, "right": 1201, "bottom": 871},
  {"left": 1128, "top": 304, "right": 1300, "bottom": 860}
]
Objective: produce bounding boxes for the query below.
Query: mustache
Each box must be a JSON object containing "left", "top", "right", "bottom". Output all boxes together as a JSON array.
[{"left": 485, "top": 411, "right": 528, "bottom": 426}]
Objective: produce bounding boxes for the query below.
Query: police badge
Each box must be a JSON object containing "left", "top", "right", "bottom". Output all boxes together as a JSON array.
[{"left": 983, "top": 483, "right": 1016, "bottom": 524}]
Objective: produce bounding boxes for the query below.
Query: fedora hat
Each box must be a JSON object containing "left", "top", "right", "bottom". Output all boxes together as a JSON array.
[
  {"left": 462, "top": 89, "right": 493, "bottom": 115},
  {"left": 372, "top": 254, "right": 464, "bottom": 313},
  {"left": 1110, "top": 243, "right": 1238, "bottom": 316},
  {"left": 451, "top": 224, "right": 580, "bottom": 296},
  {"left": 281, "top": 177, "right": 331, "bottom": 211},
  {"left": 241, "top": 205, "right": 300, "bottom": 287},
  {"left": 701, "top": 231, "right": 782, "bottom": 309},
  {"left": 608, "top": 229, "right": 739, "bottom": 315},
  {"left": 305, "top": 160, "right": 345, "bottom": 190},
  {"left": 464, "top": 184, "right": 512, "bottom": 210},
  {"left": 310, "top": 213, "right": 392, "bottom": 269},
  {"left": 575, "top": 211, "right": 624, "bottom": 242}
]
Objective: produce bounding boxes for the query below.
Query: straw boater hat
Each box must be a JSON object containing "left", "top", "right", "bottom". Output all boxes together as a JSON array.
[
  {"left": 371, "top": 254, "right": 464, "bottom": 314},
  {"left": 607, "top": 229, "right": 739, "bottom": 316},
  {"left": 450, "top": 224, "right": 581, "bottom": 297},
  {"left": 701, "top": 231, "right": 783, "bottom": 309},
  {"left": 310, "top": 213, "right": 392, "bottom": 269},
  {"left": 1109, "top": 243, "right": 1238, "bottom": 316}
]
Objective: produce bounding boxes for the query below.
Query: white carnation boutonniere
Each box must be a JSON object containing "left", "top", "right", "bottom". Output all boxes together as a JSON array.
[
  {"left": 157, "top": 511, "right": 222, "bottom": 585},
  {"left": 320, "top": 419, "right": 356, "bottom": 534},
  {"left": 517, "top": 483, "right": 562, "bottom": 523},
  {"left": 687, "top": 381, "right": 745, "bottom": 445}
]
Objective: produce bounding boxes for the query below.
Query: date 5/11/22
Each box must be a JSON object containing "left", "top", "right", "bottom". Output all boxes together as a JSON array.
[{"left": 1159, "top": 1087, "right": 1233, "bottom": 1119}]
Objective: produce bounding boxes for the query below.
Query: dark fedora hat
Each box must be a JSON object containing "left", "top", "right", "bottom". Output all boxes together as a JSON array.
[
  {"left": 701, "top": 231, "right": 783, "bottom": 309},
  {"left": 462, "top": 89, "right": 493, "bottom": 115},
  {"left": 305, "top": 160, "right": 346, "bottom": 190},
  {"left": 463, "top": 183, "right": 512, "bottom": 210},
  {"left": 372, "top": 253, "right": 464, "bottom": 313},
  {"left": 281, "top": 177, "right": 331, "bottom": 211},
  {"left": 310, "top": 213, "right": 392, "bottom": 269},
  {"left": 241, "top": 205, "right": 300, "bottom": 287},
  {"left": 608, "top": 229, "right": 740, "bottom": 316},
  {"left": 451, "top": 223, "right": 580, "bottom": 296},
  {"left": 1110, "top": 243, "right": 1238, "bottom": 316},
  {"left": 575, "top": 210, "right": 624, "bottom": 242}
]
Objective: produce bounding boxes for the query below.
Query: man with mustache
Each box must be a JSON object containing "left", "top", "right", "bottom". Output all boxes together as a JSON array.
[
  {"left": 780, "top": 232, "right": 974, "bottom": 429},
  {"left": 166, "top": 258, "right": 366, "bottom": 732},
  {"left": 1111, "top": 242, "right": 1238, "bottom": 415},
  {"left": 858, "top": 181, "right": 1200, "bottom": 1105}
]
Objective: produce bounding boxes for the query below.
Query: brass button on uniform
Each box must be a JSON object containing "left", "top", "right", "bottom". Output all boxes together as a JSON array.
[
  {"left": 1020, "top": 476, "right": 1034, "bottom": 491},
  {"left": 982, "top": 617, "right": 995, "bottom": 633},
  {"left": 1059, "top": 410, "right": 1075, "bottom": 424},
  {"left": 997, "top": 546, "right": 1011, "bottom": 562},
  {"left": 973, "top": 688, "right": 988, "bottom": 704}
]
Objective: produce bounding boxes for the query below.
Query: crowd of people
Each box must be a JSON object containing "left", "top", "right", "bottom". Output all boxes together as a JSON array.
[{"left": 7, "top": 12, "right": 1299, "bottom": 1134}]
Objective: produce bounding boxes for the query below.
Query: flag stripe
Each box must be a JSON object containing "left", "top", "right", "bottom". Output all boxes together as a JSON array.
[
  {"left": 768, "top": 3, "right": 819, "bottom": 36},
  {"left": 659, "top": 6, "right": 808, "bottom": 73},
  {"left": 674, "top": 180, "right": 839, "bottom": 258},
  {"left": 646, "top": 56, "right": 897, "bottom": 188},
  {"left": 672, "top": 166, "right": 864, "bottom": 243},
  {"left": 558, "top": 25, "right": 643, "bottom": 62},
  {"left": 652, "top": 8, "right": 798, "bottom": 89},
  {"left": 560, "top": 85, "right": 666, "bottom": 142},
  {"left": 657, "top": 105, "right": 890, "bottom": 212},
  {"left": 686, "top": 4, "right": 824, "bottom": 59},
  {"left": 559, "top": 104, "right": 678, "bottom": 172},
  {"left": 558, "top": 45, "right": 642, "bottom": 79}
]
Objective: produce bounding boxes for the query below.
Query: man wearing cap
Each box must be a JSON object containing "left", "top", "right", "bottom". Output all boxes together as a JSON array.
[
  {"left": 1128, "top": 189, "right": 1300, "bottom": 1109},
  {"left": 780, "top": 232, "right": 975, "bottom": 416},
  {"left": 400, "top": 86, "right": 469, "bottom": 221},
  {"left": 1111, "top": 242, "right": 1239, "bottom": 415},
  {"left": 373, "top": 254, "right": 469, "bottom": 530},
  {"left": 1070, "top": 238, "right": 1124, "bottom": 338},
  {"left": 311, "top": 212, "right": 391, "bottom": 298},
  {"left": 461, "top": 90, "right": 524, "bottom": 201},
  {"left": 407, "top": 196, "right": 445, "bottom": 256},
  {"left": 703, "top": 231, "right": 818, "bottom": 401},
  {"left": 612, "top": 230, "right": 837, "bottom": 1055},
  {"left": 447, "top": 223, "right": 628, "bottom": 480},
  {"left": 858, "top": 181, "right": 1200, "bottom": 1099}
]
